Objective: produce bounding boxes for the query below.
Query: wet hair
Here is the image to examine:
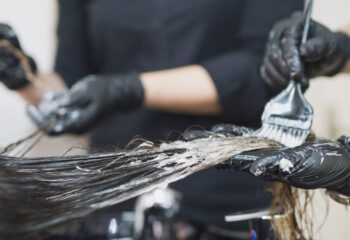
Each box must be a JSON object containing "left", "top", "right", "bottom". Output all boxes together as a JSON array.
[
  {"left": 269, "top": 133, "right": 318, "bottom": 240},
  {"left": 0, "top": 132, "right": 283, "bottom": 238},
  {"left": 0, "top": 36, "right": 316, "bottom": 239},
  {"left": 269, "top": 183, "right": 315, "bottom": 240}
]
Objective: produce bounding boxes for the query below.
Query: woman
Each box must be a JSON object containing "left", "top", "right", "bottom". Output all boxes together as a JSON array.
[{"left": 0, "top": 1, "right": 303, "bottom": 238}]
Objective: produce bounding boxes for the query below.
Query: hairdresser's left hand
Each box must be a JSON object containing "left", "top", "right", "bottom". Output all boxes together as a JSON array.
[
  {"left": 26, "top": 73, "right": 144, "bottom": 135},
  {"left": 184, "top": 124, "right": 350, "bottom": 195},
  {"left": 241, "top": 137, "right": 350, "bottom": 196}
]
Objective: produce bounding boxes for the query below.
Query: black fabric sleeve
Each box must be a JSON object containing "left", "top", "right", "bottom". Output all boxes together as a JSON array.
[
  {"left": 55, "top": 0, "right": 92, "bottom": 87},
  {"left": 201, "top": 0, "right": 304, "bottom": 127}
]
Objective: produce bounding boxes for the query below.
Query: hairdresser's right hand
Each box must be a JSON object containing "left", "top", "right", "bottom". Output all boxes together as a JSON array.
[
  {"left": 26, "top": 73, "right": 144, "bottom": 135},
  {"left": 261, "top": 11, "right": 350, "bottom": 93},
  {"left": 0, "top": 23, "right": 37, "bottom": 90}
]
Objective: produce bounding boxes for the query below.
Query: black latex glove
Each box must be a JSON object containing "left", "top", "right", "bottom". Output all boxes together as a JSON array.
[
  {"left": 261, "top": 11, "right": 350, "bottom": 93},
  {"left": 240, "top": 137, "right": 350, "bottom": 196},
  {"left": 26, "top": 73, "right": 144, "bottom": 135},
  {"left": 0, "top": 23, "right": 37, "bottom": 90},
  {"left": 195, "top": 124, "right": 350, "bottom": 195},
  {"left": 183, "top": 124, "right": 253, "bottom": 141},
  {"left": 183, "top": 124, "right": 254, "bottom": 172}
]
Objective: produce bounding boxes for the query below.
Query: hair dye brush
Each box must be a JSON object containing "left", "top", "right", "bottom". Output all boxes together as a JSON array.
[{"left": 253, "top": 0, "right": 314, "bottom": 148}]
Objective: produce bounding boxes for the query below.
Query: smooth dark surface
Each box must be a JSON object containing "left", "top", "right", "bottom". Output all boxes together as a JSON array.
[{"left": 55, "top": 0, "right": 303, "bottom": 228}]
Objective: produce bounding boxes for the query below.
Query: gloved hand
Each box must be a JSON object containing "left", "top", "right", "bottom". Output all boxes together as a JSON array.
[
  {"left": 26, "top": 73, "right": 144, "bottom": 135},
  {"left": 222, "top": 136, "right": 350, "bottom": 196},
  {"left": 193, "top": 124, "right": 350, "bottom": 196},
  {"left": 0, "top": 23, "right": 37, "bottom": 90},
  {"left": 261, "top": 11, "right": 350, "bottom": 93},
  {"left": 249, "top": 137, "right": 350, "bottom": 195}
]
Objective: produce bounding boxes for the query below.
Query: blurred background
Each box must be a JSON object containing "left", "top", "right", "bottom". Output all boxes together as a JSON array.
[{"left": 0, "top": 0, "right": 349, "bottom": 239}]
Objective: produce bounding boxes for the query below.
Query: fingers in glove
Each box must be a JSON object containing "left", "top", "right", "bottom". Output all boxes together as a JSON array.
[
  {"left": 182, "top": 130, "right": 215, "bottom": 141},
  {"left": 300, "top": 38, "right": 329, "bottom": 62},
  {"left": 183, "top": 124, "right": 254, "bottom": 141},
  {"left": 48, "top": 104, "right": 101, "bottom": 135},
  {"left": 47, "top": 118, "right": 74, "bottom": 136},
  {"left": 250, "top": 154, "right": 288, "bottom": 178},
  {"left": 27, "top": 91, "right": 86, "bottom": 136},
  {"left": 211, "top": 124, "right": 253, "bottom": 136},
  {"left": 260, "top": 65, "right": 275, "bottom": 89},
  {"left": 261, "top": 18, "right": 291, "bottom": 91},
  {"left": 249, "top": 140, "right": 350, "bottom": 190},
  {"left": 0, "top": 46, "right": 18, "bottom": 68},
  {"left": 219, "top": 150, "right": 265, "bottom": 172},
  {"left": 267, "top": 43, "right": 291, "bottom": 79},
  {"left": 281, "top": 12, "right": 305, "bottom": 82},
  {"left": 261, "top": 57, "right": 290, "bottom": 92},
  {"left": 11, "top": 65, "right": 26, "bottom": 80},
  {"left": 48, "top": 90, "right": 84, "bottom": 108},
  {"left": 338, "top": 136, "right": 350, "bottom": 150},
  {"left": 218, "top": 148, "right": 285, "bottom": 176},
  {"left": 26, "top": 105, "right": 52, "bottom": 128},
  {"left": 300, "top": 76, "right": 309, "bottom": 92},
  {"left": 56, "top": 80, "right": 94, "bottom": 108},
  {"left": 26, "top": 104, "right": 64, "bottom": 135},
  {"left": 250, "top": 141, "right": 317, "bottom": 179},
  {"left": 38, "top": 91, "right": 68, "bottom": 116},
  {"left": 0, "top": 24, "right": 21, "bottom": 49},
  {"left": 45, "top": 109, "right": 82, "bottom": 135},
  {"left": 27, "top": 56, "right": 37, "bottom": 73},
  {"left": 217, "top": 158, "right": 252, "bottom": 172},
  {"left": 268, "top": 17, "right": 289, "bottom": 44},
  {"left": 38, "top": 89, "right": 88, "bottom": 118}
]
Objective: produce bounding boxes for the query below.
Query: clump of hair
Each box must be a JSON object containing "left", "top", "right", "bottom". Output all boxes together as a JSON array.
[{"left": 0, "top": 133, "right": 279, "bottom": 238}]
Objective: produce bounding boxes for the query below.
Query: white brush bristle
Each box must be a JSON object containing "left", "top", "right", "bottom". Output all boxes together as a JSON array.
[{"left": 254, "top": 123, "right": 309, "bottom": 148}]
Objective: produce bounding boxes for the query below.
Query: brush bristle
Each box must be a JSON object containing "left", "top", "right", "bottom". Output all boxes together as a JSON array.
[{"left": 254, "top": 123, "right": 309, "bottom": 148}]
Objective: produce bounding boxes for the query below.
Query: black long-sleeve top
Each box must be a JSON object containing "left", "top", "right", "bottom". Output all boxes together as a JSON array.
[{"left": 55, "top": 0, "right": 303, "bottom": 228}]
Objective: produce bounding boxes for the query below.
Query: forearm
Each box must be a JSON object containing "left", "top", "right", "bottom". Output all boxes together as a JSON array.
[
  {"left": 140, "top": 65, "right": 222, "bottom": 115},
  {"left": 16, "top": 72, "right": 66, "bottom": 106}
]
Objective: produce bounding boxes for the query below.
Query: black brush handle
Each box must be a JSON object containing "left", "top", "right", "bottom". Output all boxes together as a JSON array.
[
  {"left": 300, "top": 0, "right": 313, "bottom": 90},
  {"left": 301, "top": 0, "right": 313, "bottom": 44}
]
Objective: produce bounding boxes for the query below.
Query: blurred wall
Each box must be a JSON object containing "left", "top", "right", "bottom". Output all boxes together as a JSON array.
[
  {"left": 0, "top": 0, "right": 56, "bottom": 71},
  {"left": 309, "top": 0, "right": 350, "bottom": 138},
  {"left": 0, "top": 0, "right": 88, "bottom": 156},
  {"left": 0, "top": 0, "right": 349, "bottom": 239},
  {"left": 306, "top": 1, "right": 350, "bottom": 239}
]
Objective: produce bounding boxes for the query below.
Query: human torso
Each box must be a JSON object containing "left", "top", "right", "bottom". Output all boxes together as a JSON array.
[
  {"left": 57, "top": 0, "right": 301, "bottom": 227},
  {"left": 86, "top": 0, "right": 243, "bottom": 74}
]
